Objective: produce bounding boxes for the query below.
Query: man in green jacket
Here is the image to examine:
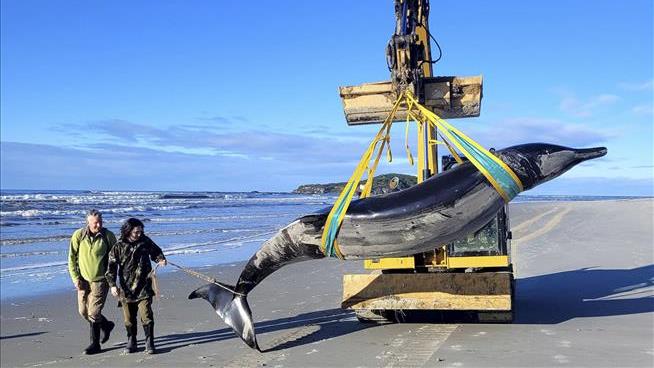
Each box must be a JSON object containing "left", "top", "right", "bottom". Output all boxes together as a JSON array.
[{"left": 68, "top": 209, "right": 117, "bottom": 355}]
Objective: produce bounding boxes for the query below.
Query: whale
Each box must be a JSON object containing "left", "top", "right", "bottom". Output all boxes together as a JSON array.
[{"left": 189, "top": 143, "right": 607, "bottom": 350}]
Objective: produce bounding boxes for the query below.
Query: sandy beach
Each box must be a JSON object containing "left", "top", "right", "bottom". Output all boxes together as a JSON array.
[{"left": 1, "top": 199, "right": 653, "bottom": 367}]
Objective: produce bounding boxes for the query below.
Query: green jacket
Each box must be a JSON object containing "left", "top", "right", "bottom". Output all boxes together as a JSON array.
[{"left": 68, "top": 227, "right": 117, "bottom": 283}]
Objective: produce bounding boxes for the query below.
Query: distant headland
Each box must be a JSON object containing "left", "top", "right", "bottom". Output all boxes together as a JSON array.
[{"left": 293, "top": 173, "right": 417, "bottom": 195}]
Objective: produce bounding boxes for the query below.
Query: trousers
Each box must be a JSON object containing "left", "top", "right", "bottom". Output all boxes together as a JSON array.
[
  {"left": 121, "top": 297, "right": 153, "bottom": 328},
  {"left": 77, "top": 280, "right": 109, "bottom": 323}
]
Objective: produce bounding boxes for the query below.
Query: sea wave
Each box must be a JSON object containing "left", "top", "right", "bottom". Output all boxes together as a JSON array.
[
  {"left": 147, "top": 214, "right": 276, "bottom": 223},
  {"left": 0, "top": 231, "right": 274, "bottom": 265},
  {"left": 1, "top": 234, "right": 71, "bottom": 246},
  {"left": 0, "top": 261, "right": 68, "bottom": 273},
  {"left": 0, "top": 205, "right": 194, "bottom": 219},
  {"left": 1, "top": 226, "right": 272, "bottom": 246},
  {"left": 164, "top": 248, "right": 217, "bottom": 256},
  {"left": 0, "top": 213, "right": 283, "bottom": 228},
  {"left": 160, "top": 231, "right": 275, "bottom": 253},
  {"left": 1, "top": 194, "right": 75, "bottom": 202},
  {"left": 148, "top": 227, "right": 270, "bottom": 237},
  {"left": 0, "top": 250, "right": 61, "bottom": 258}
]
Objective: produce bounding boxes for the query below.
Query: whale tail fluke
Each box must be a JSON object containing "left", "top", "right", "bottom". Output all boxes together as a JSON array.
[{"left": 188, "top": 283, "right": 260, "bottom": 351}]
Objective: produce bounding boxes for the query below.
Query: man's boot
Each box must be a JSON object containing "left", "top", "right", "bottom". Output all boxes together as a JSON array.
[
  {"left": 83, "top": 322, "right": 102, "bottom": 355},
  {"left": 100, "top": 316, "right": 115, "bottom": 344},
  {"left": 143, "top": 323, "right": 156, "bottom": 354},
  {"left": 123, "top": 325, "right": 137, "bottom": 354}
]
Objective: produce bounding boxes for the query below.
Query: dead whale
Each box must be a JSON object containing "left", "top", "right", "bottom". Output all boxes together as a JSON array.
[{"left": 189, "top": 143, "right": 607, "bottom": 350}]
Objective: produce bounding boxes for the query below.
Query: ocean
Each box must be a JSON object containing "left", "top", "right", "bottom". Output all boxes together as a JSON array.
[
  {"left": 0, "top": 190, "right": 335, "bottom": 300},
  {"left": 0, "top": 190, "right": 646, "bottom": 300}
]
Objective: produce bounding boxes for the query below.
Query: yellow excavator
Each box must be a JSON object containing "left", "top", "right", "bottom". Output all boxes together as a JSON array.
[{"left": 339, "top": 0, "right": 514, "bottom": 323}]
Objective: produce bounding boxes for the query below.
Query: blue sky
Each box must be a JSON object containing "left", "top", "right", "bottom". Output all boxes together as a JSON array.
[{"left": 1, "top": 1, "right": 652, "bottom": 195}]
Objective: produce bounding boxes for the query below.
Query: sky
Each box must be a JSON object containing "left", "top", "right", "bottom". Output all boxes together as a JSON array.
[{"left": 1, "top": 0, "right": 653, "bottom": 195}]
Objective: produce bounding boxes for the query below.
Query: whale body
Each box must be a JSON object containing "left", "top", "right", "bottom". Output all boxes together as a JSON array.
[{"left": 189, "top": 143, "right": 607, "bottom": 350}]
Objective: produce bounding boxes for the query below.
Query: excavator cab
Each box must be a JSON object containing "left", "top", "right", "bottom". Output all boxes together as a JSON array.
[{"left": 442, "top": 154, "right": 512, "bottom": 269}]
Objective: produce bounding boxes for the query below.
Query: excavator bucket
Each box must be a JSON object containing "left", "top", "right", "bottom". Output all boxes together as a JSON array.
[{"left": 339, "top": 76, "right": 483, "bottom": 125}]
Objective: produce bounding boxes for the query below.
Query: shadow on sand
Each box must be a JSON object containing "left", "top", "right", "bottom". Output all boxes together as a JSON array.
[
  {"left": 152, "top": 308, "right": 372, "bottom": 354},
  {"left": 0, "top": 331, "right": 47, "bottom": 340},
  {"left": 144, "top": 265, "right": 653, "bottom": 353},
  {"left": 514, "top": 264, "right": 654, "bottom": 324},
  {"left": 386, "top": 265, "right": 654, "bottom": 324}
]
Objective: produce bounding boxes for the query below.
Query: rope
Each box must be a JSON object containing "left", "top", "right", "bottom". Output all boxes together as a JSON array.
[
  {"left": 150, "top": 263, "right": 161, "bottom": 299},
  {"left": 150, "top": 264, "right": 162, "bottom": 319},
  {"left": 149, "top": 231, "right": 275, "bottom": 296},
  {"left": 167, "top": 260, "right": 246, "bottom": 297}
]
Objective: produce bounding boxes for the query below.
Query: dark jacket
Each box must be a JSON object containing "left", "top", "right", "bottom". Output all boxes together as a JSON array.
[{"left": 106, "top": 235, "right": 166, "bottom": 302}]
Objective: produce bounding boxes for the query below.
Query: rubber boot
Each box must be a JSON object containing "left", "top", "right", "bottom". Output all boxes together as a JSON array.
[
  {"left": 100, "top": 316, "right": 115, "bottom": 344},
  {"left": 143, "top": 323, "right": 156, "bottom": 354},
  {"left": 83, "top": 322, "right": 102, "bottom": 355},
  {"left": 123, "top": 325, "right": 137, "bottom": 354}
]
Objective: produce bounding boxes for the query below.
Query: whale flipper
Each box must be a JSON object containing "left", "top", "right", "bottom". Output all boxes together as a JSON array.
[{"left": 188, "top": 284, "right": 259, "bottom": 351}]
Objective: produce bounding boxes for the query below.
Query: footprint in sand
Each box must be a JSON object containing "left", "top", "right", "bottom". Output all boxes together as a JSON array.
[
  {"left": 553, "top": 354, "right": 569, "bottom": 363},
  {"left": 540, "top": 328, "right": 556, "bottom": 336}
]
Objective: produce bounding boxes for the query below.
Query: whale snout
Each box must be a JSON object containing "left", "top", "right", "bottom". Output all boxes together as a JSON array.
[
  {"left": 574, "top": 147, "right": 607, "bottom": 161},
  {"left": 504, "top": 144, "right": 609, "bottom": 190}
]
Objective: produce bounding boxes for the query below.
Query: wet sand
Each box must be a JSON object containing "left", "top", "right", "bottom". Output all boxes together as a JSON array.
[{"left": 2, "top": 199, "right": 653, "bottom": 367}]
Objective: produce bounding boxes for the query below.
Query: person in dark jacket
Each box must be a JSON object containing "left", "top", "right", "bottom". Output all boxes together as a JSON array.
[{"left": 106, "top": 218, "right": 166, "bottom": 354}]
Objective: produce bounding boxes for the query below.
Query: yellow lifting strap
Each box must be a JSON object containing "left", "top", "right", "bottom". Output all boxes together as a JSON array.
[
  {"left": 320, "top": 96, "right": 403, "bottom": 258},
  {"left": 403, "top": 90, "right": 523, "bottom": 201},
  {"left": 320, "top": 90, "right": 523, "bottom": 258}
]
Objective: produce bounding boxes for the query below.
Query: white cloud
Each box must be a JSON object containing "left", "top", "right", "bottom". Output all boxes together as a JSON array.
[
  {"left": 4, "top": 140, "right": 646, "bottom": 195},
  {"left": 459, "top": 117, "right": 613, "bottom": 149},
  {"left": 559, "top": 93, "right": 620, "bottom": 117},
  {"left": 632, "top": 104, "right": 653, "bottom": 116},
  {"left": 0, "top": 140, "right": 363, "bottom": 192},
  {"left": 618, "top": 80, "right": 654, "bottom": 91},
  {"left": 57, "top": 120, "right": 370, "bottom": 165}
]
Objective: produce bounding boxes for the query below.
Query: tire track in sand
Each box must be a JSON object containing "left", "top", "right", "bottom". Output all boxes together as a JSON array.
[
  {"left": 511, "top": 206, "right": 560, "bottom": 233},
  {"left": 376, "top": 324, "right": 458, "bottom": 367},
  {"left": 512, "top": 205, "right": 572, "bottom": 245}
]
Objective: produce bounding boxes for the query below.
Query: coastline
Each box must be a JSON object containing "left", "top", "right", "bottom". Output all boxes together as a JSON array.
[
  {"left": 1, "top": 199, "right": 653, "bottom": 367},
  {"left": 2, "top": 195, "right": 650, "bottom": 302}
]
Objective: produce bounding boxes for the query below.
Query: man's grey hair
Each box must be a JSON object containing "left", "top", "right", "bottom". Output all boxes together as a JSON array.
[{"left": 86, "top": 209, "right": 102, "bottom": 218}]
